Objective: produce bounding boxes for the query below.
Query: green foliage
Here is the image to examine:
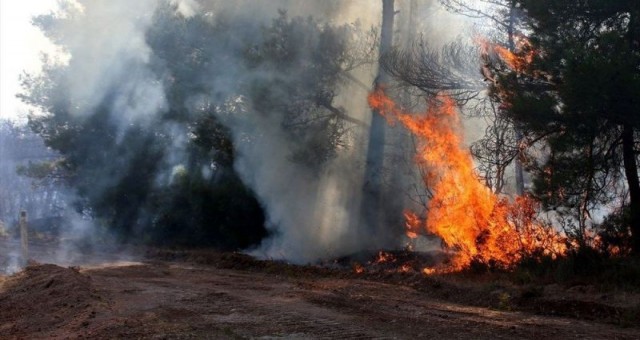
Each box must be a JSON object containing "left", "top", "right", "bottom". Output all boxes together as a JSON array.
[
  {"left": 555, "top": 249, "right": 640, "bottom": 290},
  {"left": 498, "top": 0, "right": 640, "bottom": 251},
  {"left": 511, "top": 248, "right": 640, "bottom": 291},
  {"left": 149, "top": 172, "right": 267, "bottom": 250},
  {"left": 594, "top": 207, "right": 634, "bottom": 256},
  {"left": 244, "top": 11, "right": 372, "bottom": 169}
]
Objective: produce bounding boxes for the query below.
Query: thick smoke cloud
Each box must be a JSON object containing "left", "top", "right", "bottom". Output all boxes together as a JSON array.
[
  {"left": 23, "top": 0, "right": 480, "bottom": 264},
  {"left": 52, "top": 1, "right": 167, "bottom": 139},
  {"left": 199, "top": 0, "right": 384, "bottom": 262},
  {"left": 213, "top": 94, "right": 370, "bottom": 262}
]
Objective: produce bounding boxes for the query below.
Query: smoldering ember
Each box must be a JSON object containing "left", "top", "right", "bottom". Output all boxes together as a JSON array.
[{"left": 0, "top": 1, "right": 639, "bottom": 338}]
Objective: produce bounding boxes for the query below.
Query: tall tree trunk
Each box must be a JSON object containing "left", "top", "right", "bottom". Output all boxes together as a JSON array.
[
  {"left": 361, "top": 0, "right": 395, "bottom": 238},
  {"left": 386, "top": 0, "right": 418, "bottom": 242},
  {"left": 622, "top": 125, "right": 640, "bottom": 255},
  {"left": 625, "top": 7, "right": 640, "bottom": 255},
  {"left": 508, "top": 0, "right": 525, "bottom": 196}
]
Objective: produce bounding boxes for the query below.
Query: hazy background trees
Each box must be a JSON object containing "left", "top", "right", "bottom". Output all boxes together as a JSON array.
[
  {"left": 0, "top": 120, "right": 65, "bottom": 232},
  {"left": 18, "top": 0, "right": 378, "bottom": 253}
]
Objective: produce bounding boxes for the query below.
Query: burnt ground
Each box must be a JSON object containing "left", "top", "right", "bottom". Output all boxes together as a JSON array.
[{"left": 0, "top": 249, "right": 639, "bottom": 339}]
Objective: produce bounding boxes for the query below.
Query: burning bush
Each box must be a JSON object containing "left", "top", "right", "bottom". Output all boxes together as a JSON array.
[{"left": 368, "top": 88, "right": 566, "bottom": 272}]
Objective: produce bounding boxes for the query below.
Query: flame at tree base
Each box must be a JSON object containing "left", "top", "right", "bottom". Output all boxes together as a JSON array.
[{"left": 368, "top": 88, "right": 566, "bottom": 273}]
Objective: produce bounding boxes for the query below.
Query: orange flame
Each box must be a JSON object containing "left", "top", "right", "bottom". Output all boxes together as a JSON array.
[
  {"left": 374, "top": 250, "right": 395, "bottom": 264},
  {"left": 476, "top": 35, "right": 535, "bottom": 71},
  {"left": 368, "top": 88, "right": 566, "bottom": 272},
  {"left": 353, "top": 263, "right": 365, "bottom": 274},
  {"left": 423, "top": 267, "right": 437, "bottom": 275},
  {"left": 404, "top": 211, "right": 420, "bottom": 239},
  {"left": 399, "top": 263, "right": 413, "bottom": 273}
]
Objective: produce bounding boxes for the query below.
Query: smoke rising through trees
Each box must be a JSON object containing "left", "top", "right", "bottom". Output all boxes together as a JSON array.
[{"left": 19, "top": 0, "right": 463, "bottom": 263}]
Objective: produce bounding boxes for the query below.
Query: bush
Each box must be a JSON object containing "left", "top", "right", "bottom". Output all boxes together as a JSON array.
[
  {"left": 511, "top": 247, "right": 640, "bottom": 291},
  {"left": 147, "top": 171, "right": 268, "bottom": 250}
]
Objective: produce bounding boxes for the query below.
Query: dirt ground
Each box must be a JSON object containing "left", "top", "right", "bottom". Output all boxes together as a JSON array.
[{"left": 1, "top": 255, "right": 639, "bottom": 339}]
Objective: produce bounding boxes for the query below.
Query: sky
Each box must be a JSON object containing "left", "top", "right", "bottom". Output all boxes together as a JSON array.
[{"left": 0, "top": 0, "right": 60, "bottom": 121}]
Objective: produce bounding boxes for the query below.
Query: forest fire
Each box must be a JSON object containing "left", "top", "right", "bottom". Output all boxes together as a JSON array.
[
  {"left": 368, "top": 88, "right": 566, "bottom": 273},
  {"left": 476, "top": 35, "right": 535, "bottom": 71}
]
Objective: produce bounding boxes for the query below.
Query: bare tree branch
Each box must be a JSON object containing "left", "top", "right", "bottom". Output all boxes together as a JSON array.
[{"left": 381, "top": 39, "right": 487, "bottom": 104}]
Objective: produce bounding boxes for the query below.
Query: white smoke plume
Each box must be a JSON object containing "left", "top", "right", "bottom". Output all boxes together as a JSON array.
[
  {"left": 17, "top": 0, "right": 482, "bottom": 266},
  {"left": 48, "top": 0, "right": 167, "bottom": 133}
]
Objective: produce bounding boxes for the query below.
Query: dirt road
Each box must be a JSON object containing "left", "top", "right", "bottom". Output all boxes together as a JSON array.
[{"left": 1, "top": 260, "right": 638, "bottom": 339}]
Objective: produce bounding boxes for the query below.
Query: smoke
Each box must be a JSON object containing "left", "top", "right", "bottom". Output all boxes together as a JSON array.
[
  {"left": 212, "top": 94, "right": 371, "bottom": 262},
  {"left": 202, "top": 1, "right": 383, "bottom": 262},
  {"left": 16, "top": 0, "right": 485, "bottom": 267},
  {"left": 201, "top": 0, "right": 379, "bottom": 27},
  {"left": 0, "top": 0, "right": 171, "bottom": 272},
  {"left": 48, "top": 0, "right": 167, "bottom": 132},
  {"left": 211, "top": 0, "right": 481, "bottom": 262},
  {"left": 170, "top": 0, "right": 201, "bottom": 18},
  {"left": 177, "top": 0, "right": 393, "bottom": 262}
]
